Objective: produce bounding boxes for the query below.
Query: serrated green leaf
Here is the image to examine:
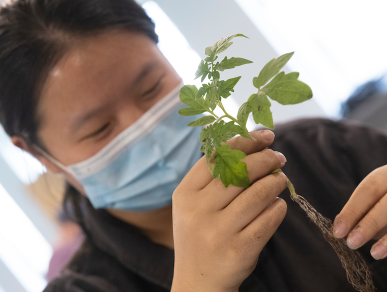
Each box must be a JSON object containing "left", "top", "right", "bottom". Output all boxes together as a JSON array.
[
  {"left": 206, "top": 87, "right": 217, "bottom": 110},
  {"left": 180, "top": 85, "right": 198, "bottom": 104},
  {"left": 205, "top": 34, "right": 249, "bottom": 61},
  {"left": 196, "top": 85, "right": 210, "bottom": 99},
  {"left": 218, "top": 76, "right": 241, "bottom": 98},
  {"left": 213, "top": 144, "right": 250, "bottom": 188},
  {"left": 204, "top": 56, "right": 217, "bottom": 62},
  {"left": 237, "top": 101, "right": 252, "bottom": 129},
  {"left": 179, "top": 85, "right": 209, "bottom": 113},
  {"left": 205, "top": 46, "right": 213, "bottom": 57},
  {"left": 212, "top": 71, "right": 220, "bottom": 80},
  {"left": 239, "top": 130, "right": 251, "bottom": 139},
  {"left": 187, "top": 115, "right": 216, "bottom": 127},
  {"left": 216, "top": 42, "right": 233, "bottom": 55},
  {"left": 199, "top": 121, "right": 246, "bottom": 166},
  {"left": 216, "top": 57, "right": 253, "bottom": 71},
  {"left": 253, "top": 52, "right": 294, "bottom": 89},
  {"left": 211, "top": 121, "right": 246, "bottom": 146},
  {"left": 248, "top": 93, "right": 257, "bottom": 103},
  {"left": 264, "top": 72, "right": 299, "bottom": 89},
  {"left": 195, "top": 60, "right": 210, "bottom": 81},
  {"left": 250, "top": 93, "right": 274, "bottom": 129},
  {"left": 178, "top": 108, "right": 206, "bottom": 116},
  {"left": 263, "top": 80, "right": 313, "bottom": 105}
]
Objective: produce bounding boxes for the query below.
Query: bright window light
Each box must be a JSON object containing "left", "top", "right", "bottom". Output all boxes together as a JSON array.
[
  {"left": 142, "top": 1, "right": 201, "bottom": 87},
  {"left": 0, "top": 183, "right": 51, "bottom": 292},
  {"left": 236, "top": 0, "right": 387, "bottom": 116},
  {"left": 142, "top": 1, "right": 255, "bottom": 129}
]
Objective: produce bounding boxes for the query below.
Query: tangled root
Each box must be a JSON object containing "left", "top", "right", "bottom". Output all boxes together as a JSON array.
[{"left": 292, "top": 195, "right": 375, "bottom": 292}]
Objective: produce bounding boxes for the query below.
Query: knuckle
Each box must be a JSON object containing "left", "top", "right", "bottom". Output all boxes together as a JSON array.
[
  {"left": 227, "top": 135, "right": 243, "bottom": 149},
  {"left": 340, "top": 206, "right": 358, "bottom": 222},
  {"left": 250, "top": 181, "right": 271, "bottom": 203},
  {"left": 249, "top": 173, "right": 287, "bottom": 203},
  {"left": 268, "top": 199, "right": 288, "bottom": 223},
  {"left": 362, "top": 216, "right": 380, "bottom": 232},
  {"left": 261, "top": 149, "right": 277, "bottom": 164},
  {"left": 359, "top": 176, "right": 379, "bottom": 198}
]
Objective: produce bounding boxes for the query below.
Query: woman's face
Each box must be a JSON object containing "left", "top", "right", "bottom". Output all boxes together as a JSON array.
[{"left": 36, "top": 30, "right": 181, "bottom": 169}]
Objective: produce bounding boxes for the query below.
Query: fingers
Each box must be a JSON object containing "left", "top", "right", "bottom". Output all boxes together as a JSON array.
[
  {"left": 345, "top": 193, "right": 387, "bottom": 250},
  {"left": 240, "top": 197, "right": 287, "bottom": 252},
  {"left": 245, "top": 149, "right": 286, "bottom": 183},
  {"left": 181, "top": 130, "right": 276, "bottom": 190},
  {"left": 371, "top": 234, "right": 387, "bottom": 260},
  {"left": 206, "top": 149, "right": 286, "bottom": 210},
  {"left": 333, "top": 166, "right": 387, "bottom": 239},
  {"left": 228, "top": 130, "right": 275, "bottom": 155},
  {"left": 222, "top": 172, "right": 288, "bottom": 232},
  {"left": 178, "top": 155, "right": 214, "bottom": 190}
]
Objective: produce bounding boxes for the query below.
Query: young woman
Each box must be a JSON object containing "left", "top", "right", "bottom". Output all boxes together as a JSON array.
[{"left": 0, "top": 1, "right": 386, "bottom": 291}]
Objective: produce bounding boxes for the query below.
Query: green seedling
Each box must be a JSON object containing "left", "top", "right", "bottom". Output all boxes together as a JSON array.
[{"left": 179, "top": 34, "right": 375, "bottom": 292}]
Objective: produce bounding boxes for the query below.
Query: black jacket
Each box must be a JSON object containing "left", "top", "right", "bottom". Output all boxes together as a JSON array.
[{"left": 44, "top": 119, "right": 387, "bottom": 292}]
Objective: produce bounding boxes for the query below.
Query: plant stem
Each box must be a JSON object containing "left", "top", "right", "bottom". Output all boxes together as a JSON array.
[
  {"left": 208, "top": 109, "right": 220, "bottom": 119},
  {"left": 272, "top": 169, "right": 298, "bottom": 199},
  {"left": 217, "top": 101, "right": 239, "bottom": 124},
  {"left": 286, "top": 179, "right": 298, "bottom": 199},
  {"left": 215, "top": 115, "right": 227, "bottom": 123}
]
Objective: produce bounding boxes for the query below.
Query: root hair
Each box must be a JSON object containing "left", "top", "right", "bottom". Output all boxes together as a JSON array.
[{"left": 292, "top": 195, "right": 375, "bottom": 292}]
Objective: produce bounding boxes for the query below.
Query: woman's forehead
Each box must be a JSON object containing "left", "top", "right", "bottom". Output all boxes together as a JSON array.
[
  {"left": 46, "top": 31, "right": 158, "bottom": 86},
  {"left": 37, "top": 31, "right": 161, "bottom": 125}
]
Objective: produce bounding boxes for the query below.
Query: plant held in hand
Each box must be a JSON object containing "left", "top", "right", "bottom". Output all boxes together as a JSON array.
[{"left": 179, "top": 34, "right": 375, "bottom": 292}]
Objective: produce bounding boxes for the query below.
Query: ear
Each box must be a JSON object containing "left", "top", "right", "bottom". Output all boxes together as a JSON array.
[{"left": 11, "top": 136, "right": 63, "bottom": 174}]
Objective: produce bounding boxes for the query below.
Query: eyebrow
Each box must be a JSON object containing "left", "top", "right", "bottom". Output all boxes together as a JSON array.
[{"left": 70, "top": 61, "right": 158, "bottom": 133}]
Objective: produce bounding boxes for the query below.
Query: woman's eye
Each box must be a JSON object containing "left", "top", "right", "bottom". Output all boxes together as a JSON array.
[
  {"left": 87, "top": 123, "right": 110, "bottom": 139},
  {"left": 142, "top": 80, "right": 161, "bottom": 97}
]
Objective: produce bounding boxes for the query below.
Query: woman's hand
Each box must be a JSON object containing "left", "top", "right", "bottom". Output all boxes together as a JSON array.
[
  {"left": 334, "top": 165, "right": 387, "bottom": 260},
  {"left": 171, "top": 130, "right": 288, "bottom": 292}
]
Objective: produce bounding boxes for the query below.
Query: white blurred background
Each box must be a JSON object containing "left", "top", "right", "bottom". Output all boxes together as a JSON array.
[{"left": 1, "top": 0, "right": 387, "bottom": 291}]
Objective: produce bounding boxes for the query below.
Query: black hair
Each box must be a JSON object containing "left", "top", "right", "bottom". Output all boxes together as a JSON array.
[{"left": 0, "top": 0, "right": 158, "bottom": 224}]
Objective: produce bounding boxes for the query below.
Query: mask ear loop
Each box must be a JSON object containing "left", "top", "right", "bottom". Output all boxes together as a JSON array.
[{"left": 32, "top": 145, "right": 77, "bottom": 177}]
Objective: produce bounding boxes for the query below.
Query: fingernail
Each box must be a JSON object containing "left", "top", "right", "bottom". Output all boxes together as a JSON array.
[
  {"left": 275, "top": 151, "right": 287, "bottom": 165},
  {"left": 347, "top": 232, "right": 365, "bottom": 249},
  {"left": 333, "top": 221, "right": 348, "bottom": 238},
  {"left": 261, "top": 130, "right": 275, "bottom": 142},
  {"left": 371, "top": 244, "right": 387, "bottom": 260}
]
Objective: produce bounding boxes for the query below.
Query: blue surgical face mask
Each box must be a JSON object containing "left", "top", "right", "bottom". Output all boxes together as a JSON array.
[{"left": 37, "top": 83, "right": 203, "bottom": 211}]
